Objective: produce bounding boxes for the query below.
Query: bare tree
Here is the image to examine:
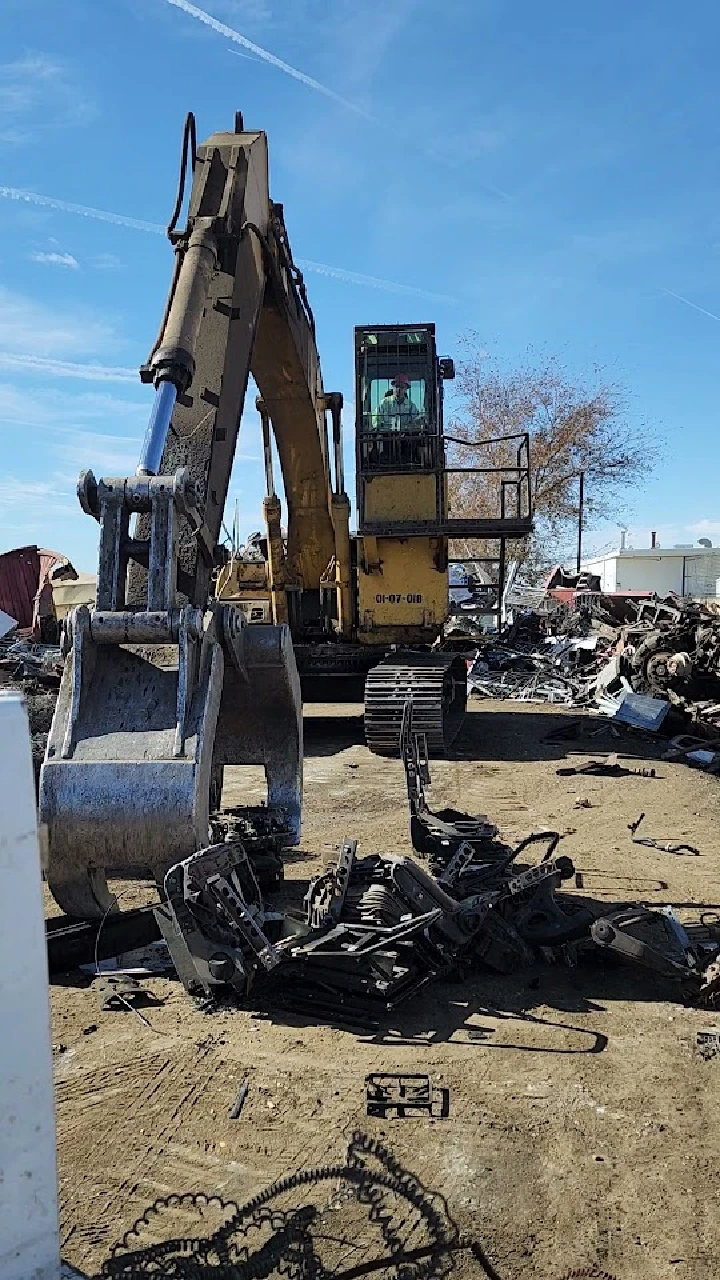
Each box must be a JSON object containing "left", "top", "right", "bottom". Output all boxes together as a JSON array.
[{"left": 446, "top": 338, "right": 658, "bottom": 579}]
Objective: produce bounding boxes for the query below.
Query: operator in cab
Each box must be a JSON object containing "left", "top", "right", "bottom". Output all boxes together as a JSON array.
[{"left": 374, "top": 373, "right": 422, "bottom": 429}]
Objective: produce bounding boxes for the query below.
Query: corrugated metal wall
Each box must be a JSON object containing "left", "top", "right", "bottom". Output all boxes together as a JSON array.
[{"left": 0, "top": 546, "right": 66, "bottom": 631}]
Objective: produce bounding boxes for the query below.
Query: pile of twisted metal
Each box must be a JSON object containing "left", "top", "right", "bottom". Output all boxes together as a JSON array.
[
  {"left": 467, "top": 593, "right": 720, "bottom": 741},
  {"left": 155, "top": 701, "right": 720, "bottom": 1030}
]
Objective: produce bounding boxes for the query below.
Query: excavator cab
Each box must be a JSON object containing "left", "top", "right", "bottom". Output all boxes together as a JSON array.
[
  {"left": 354, "top": 323, "right": 532, "bottom": 755},
  {"left": 354, "top": 324, "right": 455, "bottom": 649},
  {"left": 355, "top": 324, "right": 451, "bottom": 501}
]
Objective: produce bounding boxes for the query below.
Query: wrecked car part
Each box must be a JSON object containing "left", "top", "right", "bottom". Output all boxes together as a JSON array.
[
  {"left": 157, "top": 838, "right": 281, "bottom": 1001},
  {"left": 208, "top": 805, "right": 290, "bottom": 890},
  {"left": 304, "top": 838, "right": 357, "bottom": 929},
  {"left": 45, "top": 904, "right": 162, "bottom": 975},
  {"left": 470, "top": 909, "right": 536, "bottom": 973},
  {"left": 505, "top": 878, "right": 595, "bottom": 948},
  {"left": 590, "top": 906, "right": 699, "bottom": 981},
  {"left": 503, "top": 856, "right": 574, "bottom": 898},
  {"left": 437, "top": 841, "right": 475, "bottom": 888},
  {"left": 401, "top": 697, "right": 501, "bottom": 866}
]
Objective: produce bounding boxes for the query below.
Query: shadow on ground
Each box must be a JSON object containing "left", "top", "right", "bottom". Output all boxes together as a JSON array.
[
  {"left": 452, "top": 705, "right": 670, "bottom": 766},
  {"left": 302, "top": 700, "right": 673, "bottom": 768}
]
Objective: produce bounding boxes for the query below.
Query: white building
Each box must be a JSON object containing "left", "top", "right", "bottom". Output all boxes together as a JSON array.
[{"left": 581, "top": 539, "right": 720, "bottom": 598}]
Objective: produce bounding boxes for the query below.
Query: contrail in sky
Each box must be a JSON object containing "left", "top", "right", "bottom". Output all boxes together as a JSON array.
[
  {"left": 0, "top": 352, "right": 137, "bottom": 382},
  {"left": 0, "top": 186, "right": 453, "bottom": 302},
  {"left": 662, "top": 288, "right": 720, "bottom": 324},
  {"left": 0, "top": 185, "right": 164, "bottom": 234},
  {"left": 161, "top": 0, "right": 374, "bottom": 120},
  {"left": 296, "top": 258, "right": 457, "bottom": 305}
]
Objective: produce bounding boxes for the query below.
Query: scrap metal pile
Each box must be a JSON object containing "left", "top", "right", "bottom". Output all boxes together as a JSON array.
[
  {"left": 0, "top": 635, "right": 62, "bottom": 786},
  {"left": 156, "top": 700, "right": 720, "bottom": 1028},
  {"left": 468, "top": 593, "right": 720, "bottom": 737}
]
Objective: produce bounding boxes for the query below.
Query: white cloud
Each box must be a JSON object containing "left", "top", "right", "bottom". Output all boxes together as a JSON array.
[
  {"left": 89, "top": 253, "right": 125, "bottom": 271},
  {"left": 0, "top": 185, "right": 458, "bottom": 302},
  {"left": 0, "top": 287, "right": 138, "bottom": 384},
  {"left": 0, "top": 286, "right": 118, "bottom": 358},
  {"left": 0, "top": 473, "right": 75, "bottom": 514},
  {"left": 0, "top": 55, "right": 93, "bottom": 144},
  {"left": 213, "top": 0, "right": 272, "bottom": 18},
  {"left": 687, "top": 519, "right": 720, "bottom": 540},
  {"left": 30, "top": 250, "right": 79, "bottom": 269},
  {"left": 55, "top": 429, "right": 141, "bottom": 475},
  {"left": 0, "top": 385, "right": 146, "bottom": 518},
  {"left": 0, "top": 383, "right": 146, "bottom": 431}
]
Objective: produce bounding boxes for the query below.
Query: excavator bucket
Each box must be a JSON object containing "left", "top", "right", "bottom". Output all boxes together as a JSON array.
[
  {"left": 39, "top": 607, "right": 302, "bottom": 920},
  {"left": 38, "top": 465, "right": 302, "bottom": 920}
]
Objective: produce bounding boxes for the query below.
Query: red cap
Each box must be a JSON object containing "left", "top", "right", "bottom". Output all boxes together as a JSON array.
[{"left": 392, "top": 373, "right": 410, "bottom": 386}]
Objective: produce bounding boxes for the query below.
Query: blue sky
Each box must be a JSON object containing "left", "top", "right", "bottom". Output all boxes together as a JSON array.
[{"left": 0, "top": 0, "right": 719, "bottom": 571}]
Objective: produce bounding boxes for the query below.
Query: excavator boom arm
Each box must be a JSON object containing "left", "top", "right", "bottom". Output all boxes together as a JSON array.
[
  {"left": 39, "top": 113, "right": 342, "bottom": 919},
  {"left": 132, "top": 121, "right": 337, "bottom": 607}
]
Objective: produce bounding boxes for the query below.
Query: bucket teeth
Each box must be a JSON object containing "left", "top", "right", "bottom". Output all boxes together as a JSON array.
[{"left": 364, "top": 652, "right": 467, "bottom": 757}]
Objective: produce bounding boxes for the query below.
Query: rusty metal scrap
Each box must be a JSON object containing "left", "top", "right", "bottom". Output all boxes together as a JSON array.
[{"left": 467, "top": 594, "right": 720, "bottom": 743}]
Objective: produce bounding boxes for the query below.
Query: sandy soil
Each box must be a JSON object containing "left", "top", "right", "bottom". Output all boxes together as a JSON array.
[{"left": 50, "top": 700, "right": 720, "bottom": 1279}]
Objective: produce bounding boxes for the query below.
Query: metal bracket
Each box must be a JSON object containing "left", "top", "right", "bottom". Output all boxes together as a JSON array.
[
  {"left": 304, "top": 838, "right": 357, "bottom": 930},
  {"left": 365, "top": 1074, "right": 449, "bottom": 1119}
]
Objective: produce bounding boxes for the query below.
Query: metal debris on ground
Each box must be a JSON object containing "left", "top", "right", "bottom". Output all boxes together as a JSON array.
[
  {"left": 365, "top": 1073, "right": 449, "bottom": 1119},
  {"left": 91, "top": 974, "right": 159, "bottom": 1012},
  {"left": 46, "top": 906, "right": 162, "bottom": 975},
  {"left": 663, "top": 733, "right": 720, "bottom": 773},
  {"left": 628, "top": 812, "right": 700, "bottom": 856},
  {"left": 79, "top": 941, "right": 174, "bottom": 979},
  {"left": 466, "top": 591, "right": 720, "bottom": 759},
  {"left": 228, "top": 1078, "right": 250, "bottom": 1119},
  {"left": 556, "top": 754, "right": 657, "bottom": 778},
  {"left": 696, "top": 1028, "right": 720, "bottom": 1059},
  {"left": 0, "top": 634, "right": 63, "bottom": 786},
  {"left": 151, "top": 700, "right": 720, "bottom": 1026}
]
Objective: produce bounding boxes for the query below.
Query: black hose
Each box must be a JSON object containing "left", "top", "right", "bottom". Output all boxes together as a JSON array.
[
  {"left": 167, "top": 111, "right": 197, "bottom": 241},
  {"left": 141, "top": 112, "right": 197, "bottom": 375}
]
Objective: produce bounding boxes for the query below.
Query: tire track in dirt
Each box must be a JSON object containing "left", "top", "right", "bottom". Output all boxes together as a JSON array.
[{"left": 58, "top": 1042, "right": 220, "bottom": 1267}]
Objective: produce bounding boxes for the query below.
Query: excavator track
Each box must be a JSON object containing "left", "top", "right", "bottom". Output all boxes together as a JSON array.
[{"left": 364, "top": 652, "right": 468, "bottom": 757}]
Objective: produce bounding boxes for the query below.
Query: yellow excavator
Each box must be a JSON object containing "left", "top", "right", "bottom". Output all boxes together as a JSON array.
[
  {"left": 216, "top": 327, "right": 532, "bottom": 757},
  {"left": 38, "top": 111, "right": 531, "bottom": 919}
]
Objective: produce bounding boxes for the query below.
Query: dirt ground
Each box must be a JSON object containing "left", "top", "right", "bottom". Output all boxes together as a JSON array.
[{"left": 50, "top": 699, "right": 720, "bottom": 1279}]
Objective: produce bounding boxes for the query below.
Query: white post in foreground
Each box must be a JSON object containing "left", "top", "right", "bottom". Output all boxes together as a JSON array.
[{"left": 0, "top": 693, "right": 60, "bottom": 1280}]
